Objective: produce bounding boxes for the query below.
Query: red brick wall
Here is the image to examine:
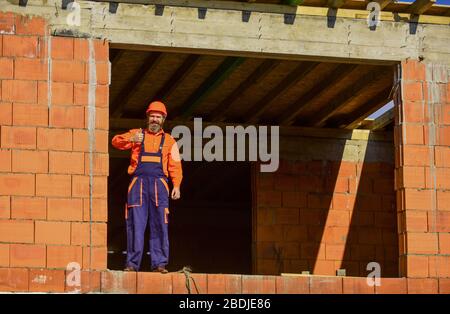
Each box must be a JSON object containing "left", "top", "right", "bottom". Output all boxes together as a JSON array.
[
  {"left": 396, "top": 60, "right": 450, "bottom": 278},
  {"left": 0, "top": 12, "right": 109, "bottom": 276},
  {"left": 254, "top": 157, "right": 398, "bottom": 277}
]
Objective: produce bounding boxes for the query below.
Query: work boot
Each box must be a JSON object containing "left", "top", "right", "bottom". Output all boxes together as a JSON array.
[
  {"left": 152, "top": 266, "right": 168, "bottom": 274},
  {"left": 124, "top": 266, "right": 136, "bottom": 272}
]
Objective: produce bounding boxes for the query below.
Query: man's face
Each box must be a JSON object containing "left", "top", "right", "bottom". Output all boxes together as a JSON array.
[{"left": 147, "top": 112, "right": 165, "bottom": 133}]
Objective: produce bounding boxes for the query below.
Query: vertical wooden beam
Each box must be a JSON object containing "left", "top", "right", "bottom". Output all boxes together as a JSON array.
[{"left": 408, "top": 0, "right": 436, "bottom": 15}]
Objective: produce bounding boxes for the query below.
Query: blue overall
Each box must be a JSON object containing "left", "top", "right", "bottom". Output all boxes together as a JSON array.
[{"left": 125, "top": 133, "right": 170, "bottom": 271}]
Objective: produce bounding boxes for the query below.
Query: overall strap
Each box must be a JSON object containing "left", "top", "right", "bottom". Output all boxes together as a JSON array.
[{"left": 158, "top": 133, "right": 166, "bottom": 154}]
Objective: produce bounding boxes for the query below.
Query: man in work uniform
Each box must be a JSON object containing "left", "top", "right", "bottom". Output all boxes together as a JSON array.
[{"left": 112, "top": 101, "right": 183, "bottom": 273}]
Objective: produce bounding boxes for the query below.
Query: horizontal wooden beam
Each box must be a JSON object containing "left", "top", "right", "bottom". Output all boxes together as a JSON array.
[{"left": 372, "top": 107, "right": 394, "bottom": 130}]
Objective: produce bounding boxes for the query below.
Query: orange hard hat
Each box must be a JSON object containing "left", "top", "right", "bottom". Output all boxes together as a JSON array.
[{"left": 146, "top": 101, "right": 167, "bottom": 117}]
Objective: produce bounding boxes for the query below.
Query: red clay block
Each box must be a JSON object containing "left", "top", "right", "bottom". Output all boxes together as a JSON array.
[
  {"left": 172, "top": 273, "right": 207, "bottom": 294},
  {"left": 309, "top": 276, "right": 343, "bottom": 294},
  {"left": 37, "top": 127, "right": 72, "bottom": 151},
  {"left": 407, "top": 278, "right": 438, "bottom": 294},
  {"left": 12, "top": 103, "right": 48, "bottom": 126},
  {"left": 51, "top": 37, "right": 74, "bottom": 60},
  {"left": 137, "top": 272, "right": 173, "bottom": 294},
  {"left": 14, "top": 58, "right": 48, "bottom": 81},
  {"left": 36, "top": 174, "right": 71, "bottom": 197},
  {"left": 47, "top": 198, "right": 83, "bottom": 221},
  {"left": 11, "top": 196, "right": 46, "bottom": 219},
  {"left": 375, "top": 278, "right": 407, "bottom": 294},
  {"left": 12, "top": 150, "right": 48, "bottom": 173},
  {"left": 49, "top": 151, "right": 84, "bottom": 175},
  {"left": 207, "top": 274, "right": 242, "bottom": 294},
  {"left": 343, "top": 277, "right": 375, "bottom": 294},
  {"left": 0, "top": 173, "right": 35, "bottom": 196},
  {"left": 3, "top": 35, "right": 38, "bottom": 58},
  {"left": 47, "top": 245, "right": 83, "bottom": 269},
  {"left": 242, "top": 275, "right": 276, "bottom": 294},
  {"left": 276, "top": 276, "right": 309, "bottom": 294},
  {"left": 1, "top": 125, "right": 36, "bottom": 149},
  {"left": 101, "top": 271, "right": 137, "bottom": 294},
  {"left": 35, "top": 220, "right": 71, "bottom": 245},
  {"left": 10, "top": 244, "right": 46, "bottom": 267},
  {"left": 0, "top": 268, "right": 29, "bottom": 292},
  {"left": 29, "top": 269, "right": 65, "bottom": 293}
]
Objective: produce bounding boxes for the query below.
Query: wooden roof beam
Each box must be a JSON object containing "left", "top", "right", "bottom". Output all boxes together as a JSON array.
[
  {"left": 307, "top": 68, "right": 389, "bottom": 127},
  {"left": 246, "top": 62, "right": 320, "bottom": 124},
  {"left": 209, "top": 59, "right": 281, "bottom": 122},
  {"left": 371, "top": 107, "right": 394, "bottom": 130},
  {"left": 111, "top": 52, "right": 163, "bottom": 118},
  {"left": 408, "top": 0, "right": 436, "bottom": 15},
  {"left": 278, "top": 64, "right": 358, "bottom": 126}
]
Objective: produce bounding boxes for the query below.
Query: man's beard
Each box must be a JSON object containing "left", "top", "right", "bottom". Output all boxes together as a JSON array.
[{"left": 148, "top": 122, "right": 162, "bottom": 133}]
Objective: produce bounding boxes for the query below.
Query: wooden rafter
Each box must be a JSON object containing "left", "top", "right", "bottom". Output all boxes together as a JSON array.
[
  {"left": 341, "top": 86, "right": 392, "bottom": 129},
  {"left": 111, "top": 52, "right": 163, "bottom": 118},
  {"left": 372, "top": 107, "right": 394, "bottom": 130},
  {"left": 209, "top": 59, "right": 281, "bottom": 122},
  {"left": 278, "top": 64, "right": 358, "bottom": 126},
  {"left": 307, "top": 68, "right": 389, "bottom": 127},
  {"left": 177, "top": 57, "right": 245, "bottom": 121},
  {"left": 245, "top": 62, "right": 320, "bottom": 124},
  {"left": 151, "top": 54, "right": 201, "bottom": 102},
  {"left": 408, "top": 0, "right": 436, "bottom": 15}
]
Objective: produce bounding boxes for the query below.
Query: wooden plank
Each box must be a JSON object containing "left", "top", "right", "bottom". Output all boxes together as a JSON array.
[
  {"left": 408, "top": 0, "right": 436, "bottom": 15},
  {"left": 111, "top": 52, "right": 163, "bottom": 118},
  {"left": 342, "top": 86, "right": 392, "bottom": 129},
  {"left": 328, "top": 0, "right": 347, "bottom": 9},
  {"left": 308, "top": 68, "right": 389, "bottom": 127},
  {"left": 209, "top": 59, "right": 281, "bottom": 122},
  {"left": 278, "top": 64, "right": 358, "bottom": 126},
  {"left": 177, "top": 57, "right": 246, "bottom": 120},
  {"left": 372, "top": 107, "right": 394, "bottom": 130},
  {"left": 246, "top": 62, "right": 320, "bottom": 124}
]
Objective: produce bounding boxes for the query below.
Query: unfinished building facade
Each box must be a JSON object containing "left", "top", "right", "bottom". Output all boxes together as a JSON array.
[{"left": 0, "top": 0, "right": 449, "bottom": 293}]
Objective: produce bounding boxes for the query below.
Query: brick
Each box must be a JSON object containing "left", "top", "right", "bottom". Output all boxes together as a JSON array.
[
  {"left": 52, "top": 60, "right": 85, "bottom": 83},
  {"left": 307, "top": 193, "right": 332, "bottom": 209},
  {"left": 436, "top": 168, "right": 450, "bottom": 189},
  {"left": 37, "top": 127, "right": 72, "bottom": 151},
  {"left": 0, "top": 102, "right": 12, "bottom": 125},
  {"left": 403, "top": 82, "right": 423, "bottom": 102},
  {"left": 93, "top": 40, "right": 109, "bottom": 62},
  {"left": 94, "top": 62, "right": 110, "bottom": 85},
  {"left": 207, "top": 274, "right": 242, "bottom": 294},
  {"left": 66, "top": 270, "right": 101, "bottom": 293},
  {"left": 51, "top": 37, "right": 74, "bottom": 59},
  {"left": 374, "top": 212, "right": 396, "bottom": 228},
  {"left": 407, "top": 278, "right": 438, "bottom": 294},
  {"left": 51, "top": 82, "right": 74, "bottom": 106},
  {"left": 0, "top": 149, "right": 11, "bottom": 172},
  {"left": 325, "top": 244, "right": 346, "bottom": 260},
  {"left": 83, "top": 198, "right": 108, "bottom": 222},
  {"left": 50, "top": 105, "right": 84, "bottom": 128},
  {"left": 4, "top": 79, "right": 39, "bottom": 103},
  {"left": 11, "top": 196, "right": 46, "bottom": 219},
  {"left": 0, "top": 12, "right": 15, "bottom": 34},
  {"left": 242, "top": 275, "right": 276, "bottom": 294},
  {"left": 312, "top": 260, "right": 336, "bottom": 276},
  {"left": 429, "top": 256, "right": 450, "bottom": 278},
  {"left": 74, "top": 38, "right": 89, "bottom": 61},
  {"left": 406, "top": 255, "right": 429, "bottom": 277},
  {"left": 0, "top": 219, "right": 34, "bottom": 243},
  {"left": 275, "top": 276, "right": 309, "bottom": 294},
  {"left": 282, "top": 225, "right": 307, "bottom": 242},
  {"left": 82, "top": 246, "right": 107, "bottom": 270},
  {"left": 29, "top": 269, "right": 65, "bottom": 293},
  {"left": 309, "top": 276, "right": 342, "bottom": 294},
  {"left": 437, "top": 190, "right": 450, "bottom": 211},
  {"left": 343, "top": 277, "right": 375, "bottom": 294},
  {"left": 439, "top": 278, "right": 450, "bottom": 294},
  {"left": 0, "top": 243, "right": 9, "bottom": 266},
  {"left": 74, "top": 83, "right": 88, "bottom": 106},
  {"left": 332, "top": 193, "right": 356, "bottom": 211},
  {"left": 256, "top": 259, "right": 278, "bottom": 275},
  {"left": 3, "top": 35, "right": 38, "bottom": 58},
  {"left": 403, "top": 101, "right": 428, "bottom": 123},
  {"left": 12, "top": 103, "right": 48, "bottom": 126},
  {"left": 48, "top": 198, "right": 83, "bottom": 221},
  {"left": 275, "top": 207, "right": 299, "bottom": 224},
  {"left": 403, "top": 189, "right": 433, "bottom": 210},
  {"left": 16, "top": 16, "right": 47, "bottom": 36},
  {"left": 401, "top": 210, "right": 428, "bottom": 232},
  {"left": 71, "top": 222, "right": 107, "bottom": 246},
  {"left": 1, "top": 125, "right": 36, "bottom": 149},
  {"left": 397, "top": 166, "right": 425, "bottom": 189},
  {"left": 35, "top": 221, "right": 71, "bottom": 245},
  {"left": 438, "top": 126, "right": 450, "bottom": 146},
  {"left": 96, "top": 130, "right": 109, "bottom": 153},
  {"left": 72, "top": 175, "right": 89, "bottom": 197},
  {"left": 47, "top": 245, "right": 83, "bottom": 268},
  {"left": 402, "top": 60, "right": 426, "bottom": 81},
  {"left": 376, "top": 278, "right": 407, "bottom": 294},
  {"left": 172, "top": 273, "right": 207, "bottom": 294},
  {"left": 101, "top": 271, "right": 137, "bottom": 294},
  {"left": 96, "top": 84, "right": 109, "bottom": 107},
  {"left": 36, "top": 174, "right": 71, "bottom": 197},
  {"left": 0, "top": 196, "right": 10, "bottom": 219},
  {"left": 85, "top": 153, "right": 109, "bottom": 176},
  {"left": 49, "top": 151, "right": 84, "bottom": 174},
  {"left": 14, "top": 58, "right": 48, "bottom": 80},
  {"left": 0, "top": 173, "right": 35, "bottom": 196},
  {"left": 73, "top": 129, "right": 89, "bottom": 152},
  {"left": 402, "top": 145, "right": 430, "bottom": 167},
  {"left": 0, "top": 268, "right": 29, "bottom": 292},
  {"left": 257, "top": 225, "right": 283, "bottom": 242},
  {"left": 10, "top": 244, "right": 46, "bottom": 267},
  {"left": 301, "top": 243, "right": 325, "bottom": 260},
  {"left": 37, "top": 82, "right": 48, "bottom": 105},
  {"left": 406, "top": 232, "right": 438, "bottom": 254},
  {"left": 439, "top": 233, "right": 450, "bottom": 254},
  {"left": 322, "top": 226, "right": 349, "bottom": 244},
  {"left": 429, "top": 211, "right": 450, "bottom": 232},
  {"left": 282, "top": 191, "right": 307, "bottom": 207},
  {"left": 85, "top": 106, "right": 109, "bottom": 130},
  {"left": 136, "top": 272, "right": 172, "bottom": 294},
  {"left": 257, "top": 190, "right": 281, "bottom": 207},
  {"left": 12, "top": 150, "right": 48, "bottom": 173},
  {"left": 0, "top": 57, "right": 13, "bottom": 78},
  {"left": 326, "top": 210, "right": 350, "bottom": 227}
]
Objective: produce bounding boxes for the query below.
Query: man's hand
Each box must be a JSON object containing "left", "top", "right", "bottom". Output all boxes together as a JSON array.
[
  {"left": 130, "top": 129, "right": 144, "bottom": 143},
  {"left": 171, "top": 187, "right": 181, "bottom": 200}
]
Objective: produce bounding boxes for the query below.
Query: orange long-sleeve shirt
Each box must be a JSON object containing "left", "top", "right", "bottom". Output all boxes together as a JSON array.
[{"left": 111, "top": 128, "right": 183, "bottom": 188}]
